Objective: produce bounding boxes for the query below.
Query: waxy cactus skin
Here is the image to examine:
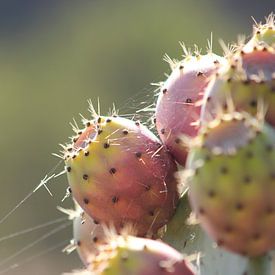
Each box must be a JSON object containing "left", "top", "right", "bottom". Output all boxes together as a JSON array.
[
  {"left": 65, "top": 115, "right": 179, "bottom": 237},
  {"left": 156, "top": 53, "right": 225, "bottom": 166},
  {"left": 87, "top": 235, "right": 195, "bottom": 275},
  {"left": 201, "top": 15, "right": 275, "bottom": 127},
  {"left": 187, "top": 112, "right": 275, "bottom": 257},
  {"left": 73, "top": 211, "right": 106, "bottom": 266}
]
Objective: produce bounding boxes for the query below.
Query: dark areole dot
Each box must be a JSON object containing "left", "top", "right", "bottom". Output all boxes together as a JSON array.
[
  {"left": 186, "top": 98, "right": 192, "bottom": 103},
  {"left": 84, "top": 151, "right": 89, "bottom": 156},
  {"left": 112, "top": 196, "right": 119, "bottom": 203},
  {"left": 77, "top": 240, "right": 81, "bottom": 246},
  {"left": 93, "top": 236, "right": 98, "bottom": 243},
  {"left": 83, "top": 198, "right": 89, "bottom": 204},
  {"left": 225, "top": 225, "right": 233, "bottom": 233},
  {"left": 199, "top": 207, "right": 205, "bottom": 215},
  {"left": 66, "top": 166, "right": 71, "bottom": 172},
  {"left": 109, "top": 168, "right": 117, "bottom": 174},
  {"left": 249, "top": 100, "right": 257, "bottom": 108},
  {"left": 106, "top": 118, "right": 112, "bottom": 123},
  {"left": 236, "top": 202, "right": 244, "bottom": 211},
  {"left": 208, "top": 190, "right": 216, "bottom": 198},
  {"left": 83, "top": 174, "right": 88, "bottom": 180},
  {"left": 122, "top": 129, "right": 129, "bottom": 135},
  {"left": 243, "top": 176, "right": 251, "bottom": 184},
  {"left": 120, "top": 222, "right": 125, "bottom": 228},
  {"left": 222, "top": 103, "right": 228, "bottom": 110},
  {"left": 162, "top": 88, "right": 168, "bottom": 94},
  {"left": 160, "top": 128, "right": 165, "bottom": 134},
  {"left": 220, "top": 166, "right": 228, "bottom": 174},
  {"left": 197, "top": 71, "right": 204, "bottom": 77},
  {"left": 104, "top": 142, "right": 110, "bottom": 149},
  {"left": 135, "top": 152, "right": 142, "bottom": 158}
]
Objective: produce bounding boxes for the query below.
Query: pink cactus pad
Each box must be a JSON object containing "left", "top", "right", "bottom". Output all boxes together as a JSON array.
[
  {"left": 73, "top": 211, "right": 106, "bottom": 266},
  {"left": 155, "top": 53, "right": 225, "bottom": 166}
]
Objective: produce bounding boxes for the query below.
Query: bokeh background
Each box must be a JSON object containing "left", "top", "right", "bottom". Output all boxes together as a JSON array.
[{"left": 0, "top": 1, "right": 273, "bottom": 274}]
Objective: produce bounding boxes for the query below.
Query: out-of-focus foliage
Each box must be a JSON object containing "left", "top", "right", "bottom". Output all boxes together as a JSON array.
[{"left": 0, "top": 1, "right": 272, "bottom": 274}]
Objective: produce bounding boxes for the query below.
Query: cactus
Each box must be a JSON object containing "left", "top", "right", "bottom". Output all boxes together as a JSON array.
[
  {"left": 155, "top": 50, "right": 225, "bottom": 165},
  {"left": 77, "top": 234, "right": 195, "bottom": 275},
  {"left": 59, "top": 202, "right": 107, "bottom": 266},
  {"left": 186, "top": 111, "right": 275, "bottom": 256},
  {"left": 73, "top": 211, "right": 106, "bottom": 266},
  {"left": 201, "top": 14, "right": 275, "bottom": 126},
  {"left": 60, "top": 13, "right": 275, "bottom": 275},
  {"left": 64, "top": 112, "right": 179, "bottom": 237},
  {"left": 241, "top": 13, "right": 275, "bottom": 79}
]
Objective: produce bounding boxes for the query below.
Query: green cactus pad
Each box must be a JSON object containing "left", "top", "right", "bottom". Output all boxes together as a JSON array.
[{"left": 187, "top": 112, "right": 275, "bottom": 257}]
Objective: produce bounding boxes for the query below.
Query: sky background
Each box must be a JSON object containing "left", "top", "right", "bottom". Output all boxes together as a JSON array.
[{"left": 0, "top": 1, "right": 273, "bottom": 274}]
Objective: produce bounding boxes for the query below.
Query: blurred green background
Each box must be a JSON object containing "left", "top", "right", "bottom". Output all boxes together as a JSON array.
[{"left": 0, "top": 1, "right": 273, "bottom": 274}]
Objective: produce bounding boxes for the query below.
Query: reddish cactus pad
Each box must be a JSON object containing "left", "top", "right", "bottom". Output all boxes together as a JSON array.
[
  {"left": 65, "top": 116, "right": 179, "bottom": 237},
  {"left": 155, "top": 53, "right": 225, "bottom": 166}
]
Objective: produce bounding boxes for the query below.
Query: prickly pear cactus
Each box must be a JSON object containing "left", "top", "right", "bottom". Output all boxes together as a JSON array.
[
  {"left": 155, "top": 51, "right": 225, "bottom": 165},
  {"left": 201, "top": 14, "right": 275, "bottom": 127},
  {"left": 64, "top": 113, "right": 179, "bottom": 237},
  {"left": 186, "top": 112, "right": 275, "bottom": 257},
  {"left": 61, "top": 13, "right": 275, "bottom": 275},
  {"left": 73, "top": 211, "right": 106, "bottom": 266},
  {"left": 75, "top": 234, "right": 195, "bottom": 275}
]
